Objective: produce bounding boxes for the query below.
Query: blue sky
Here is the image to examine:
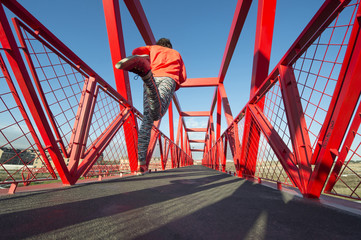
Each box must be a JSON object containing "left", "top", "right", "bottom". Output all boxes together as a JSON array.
[{"left": 13, "top": 0, "right": 325, "bottom": 158}]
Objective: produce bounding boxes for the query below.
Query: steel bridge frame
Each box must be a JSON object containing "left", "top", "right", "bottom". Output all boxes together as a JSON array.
[{"left": 0, "top": 0, "right": 360, "bottom": 201}]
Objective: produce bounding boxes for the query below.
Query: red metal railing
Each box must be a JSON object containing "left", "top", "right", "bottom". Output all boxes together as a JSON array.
[
  {"left": 0, "top": 0, "right": 360, "bottom": 203},
  {"left": 0, "top": 0, "right": 192, "bottom": 191},
  {"left": 203, "top": 0, "right": 361, "bottom": 200}
]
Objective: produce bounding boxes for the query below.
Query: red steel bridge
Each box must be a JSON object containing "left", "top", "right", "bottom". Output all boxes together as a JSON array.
[{"left": 0, "top": 0, "right": 361, "bottom": 207}]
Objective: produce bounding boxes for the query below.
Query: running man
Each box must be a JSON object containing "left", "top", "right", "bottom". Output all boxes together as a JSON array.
[{"left": 115, "top": 38, "right": 186, "bottom": 174}]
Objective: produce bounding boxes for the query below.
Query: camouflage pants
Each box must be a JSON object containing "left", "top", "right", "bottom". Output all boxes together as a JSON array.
[{"left": 138, "top": 74, "right": 176, "bottom": 165}]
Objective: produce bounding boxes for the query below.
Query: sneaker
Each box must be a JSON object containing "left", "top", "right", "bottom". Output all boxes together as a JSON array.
[
  {"left": 136, "top": 164, "right": 149, "bottom": 176},
  {"left": 115, "top": 55, "right": 150, "bottom": 77}
]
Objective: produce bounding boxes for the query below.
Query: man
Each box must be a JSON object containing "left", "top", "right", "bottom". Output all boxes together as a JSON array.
[{"left": 115, "top": 38, "right": 186, "bottom": 174}]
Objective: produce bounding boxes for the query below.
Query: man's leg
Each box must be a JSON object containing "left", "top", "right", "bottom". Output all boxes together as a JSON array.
[
  {"left": 138, "top": 87, "right": 153, "bottom": 167},
  {"left": 137, "top": 76, "right": 176, "bottom": 170},
  {"left": 142, "top": 74, "right": 176, "bottom": 120}
]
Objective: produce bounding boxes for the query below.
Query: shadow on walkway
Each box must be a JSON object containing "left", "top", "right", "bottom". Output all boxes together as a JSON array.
[{"left": 0, "top": 165, "right": 360, "bottom": 239}]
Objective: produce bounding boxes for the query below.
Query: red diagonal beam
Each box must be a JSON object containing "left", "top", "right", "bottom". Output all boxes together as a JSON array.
[
  {"left": 279, "top": 65, "right": 312, "bottom": 193},
  {"left": 0, "top": 4, "right": 72, "bottom": 184},
  {"left": 281, "top": 0, "right": 352, "bottom": 66},
  {"left": 103, "top": 0, "right": 133, "bottom": 103},
  {"left": 245, "top": 1, "right": 353, "bottom": 107},
  {"left": 248, "top": 104, "right": 302, "bottom": 190},
  {"left": 0, "top": 53, "right": 57, "bottom": 179},
  {"left": 67, "top": 77, "right": 97, "bottom": 176},
  {"left": 218, "top": 83, "right": 234, "bottom": 125},
  {"left": 307, "top": 7, "right": 361, "bottom": 198},
  {"left": 324, "top": 99, "right": 361, "bottom": 193},
  {"left": 78, "top": 109, "right": 131, "bottom": 178},
  {"left": 218, "top": 0, "right": 253, "bottom": 83},
  {"left": 124, "top": 0, "right": 156, "bottom": 45}
]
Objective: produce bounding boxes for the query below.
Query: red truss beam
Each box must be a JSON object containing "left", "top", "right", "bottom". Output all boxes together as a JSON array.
[
  {"left": 279, "top": 65, "right": 312, "bottom": 192},
  {"left": 12, "top": 19, "right": 69, "bottom": 158},
  {"left": 103, "top": 0, "right": 139, "bottom": 171},
  {"left": 218, "top": 83, "right": 234, "bottom": 125},
  {"left": 191, "top": 149, "right": 204, "bottom": 152},
  {"left": 180, "top": 111, "right": 210, "bottom": 117},
  {"left": 124, "top": 0, "right": 156, "bottom": 45},
  {"left": 67, "top": 77, "right": 97, "bottom": 176},
  {"left": 189, "top": 140, "right": 206, "bottom": 143},
  {"left": 240, "top": 0, "right": 276, "bottom": 178},
  {"left": 103, "top": 0, "right": 133, "bottom": 103},
  {"left": 180, "top": 77, "right": 219, "bottom": 88},
  {"left": 325, "top": 98, "right": 361, "bottom": 192},
  {"left": 186, "top": 128, "right": 207, "bottom": 132},
  {"left": 0, "top": 3, "right": 73, "bottom": 184},
  {"left": 77, "top": 109, "right": 132, "bottom": 178},
  {"left": 0, "top": 53, "right": 57, "bottom": 179},
  {"left": 216, "top": 86, "right": 222, "bottom": 140},
  {"left": 247, "top": 0, "right": 353, "bottom": 107},
  {"left": 218, "top": 0, "right": 252, "bottom": 83},
  {"left": 307, "top": 4, "right": 361, "bottom": 198},
  {"left": 248, "top": 104, "right": 302, "bottom": 190}
]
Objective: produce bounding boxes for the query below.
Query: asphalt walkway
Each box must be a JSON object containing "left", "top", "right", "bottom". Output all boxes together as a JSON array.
[{"left": 0, "top": 165, "right": 360, "bottom": 239}]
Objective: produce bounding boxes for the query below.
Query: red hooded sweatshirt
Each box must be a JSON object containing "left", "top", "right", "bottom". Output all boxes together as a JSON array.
[{"left": 132, "top": 45, "right": 187, "bottom": 90}]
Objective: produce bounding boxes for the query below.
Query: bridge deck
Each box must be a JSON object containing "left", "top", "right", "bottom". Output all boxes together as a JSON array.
[{"left": 0, "top": 165, "right": 360, "bottom": 239}]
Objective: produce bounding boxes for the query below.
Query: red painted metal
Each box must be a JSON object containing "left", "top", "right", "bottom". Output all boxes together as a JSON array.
[
  {"left": 0, "top": 0, "right": 359, "bottom": 206},
  {"left": 67, "top": 77, "right": 97, "bottom": 176},
  {"left": 0, "top": 53, "right": 57, "bottom": 181},
  {"left": 189, "top": 140, "right": 206, "bottom": 143},
  {"left": 180, "top": 78, "right": 219, "bottom": 88},
  {"left": 78, "top": 109, "right": 132, "bottom": 178},
  {"left": 185, "top": 128, "right": 207, "bottom": 132},
  {"left": 218, "top": 0, "right": 252, "bottom": 83},
  {"left": 324, "top": 97, "right": 361, "bottom": 193},
  {"left": 0, "top": 4, "right": 73, "bottom": 184},
  {"left": 180, "top": 111, "right": 210, "bottom": 117},
  {"left": 0, "top": 0, "right": 193, "bottom": 190},
  {"left": 218, "top": 83, "right": 234, "bottom": 126},
  {"left": 218, "top": 139, "right": 226, "bottom": 172},
  {"left": 103, "top": 0, "right": 133, "bottom": 103},
  {"left": 12, "top": 19, "right": 69, "bottom": 158},
  {"left": 248, "top": 104, "right": 302, "bottom": 190},
  {"left": 240, "top": 0, "right": 276, "bottom": 178},
  {"left": 102, "top": 0, "right": 139, "bottom": 172},
  {"left": 168, "top": 101, "right": 175, "bottom": 167},
  {"left": 216, "top": 87, "right": 222, "bottom": 140},
  {"left": 307, "top": 3, "right": 361, "bottom": 198},
  {"left": 123, "top": 0, "right": 156, "bottom": 45},
  {"left": 279, "top": 65, "right": 312, "bottom": 194}
]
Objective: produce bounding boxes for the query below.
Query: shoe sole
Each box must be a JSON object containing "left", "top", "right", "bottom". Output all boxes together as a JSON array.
[
  {"left": 115, "top": 55, "right": 149, "bottom": 69},
  {"left": 136, "top": 171, "right": 149, "bottom": 176}
]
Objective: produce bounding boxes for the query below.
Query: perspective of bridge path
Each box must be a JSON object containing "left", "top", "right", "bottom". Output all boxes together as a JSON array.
[{"left": 1, "top": 165, "right": 360, "bottom": 240}]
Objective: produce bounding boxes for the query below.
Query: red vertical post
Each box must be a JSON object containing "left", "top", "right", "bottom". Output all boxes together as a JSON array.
[
  {"left": 169, "top": 101, "right": 174, "bottom": 143},
  {"left": 67, "top": 77, "right": 97, "bottom": 176},
  {"left": 102, "top": 0, "right": 139, "bottom": 172},
  {"left": 219, "top": 84, "right": 242, "bottom": 174},
  {"left": 216, "top": 87, "right": 222, "bottom": 140},
  {"left": 240, "top": 0, "right": 276, "bottom": 177}
]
